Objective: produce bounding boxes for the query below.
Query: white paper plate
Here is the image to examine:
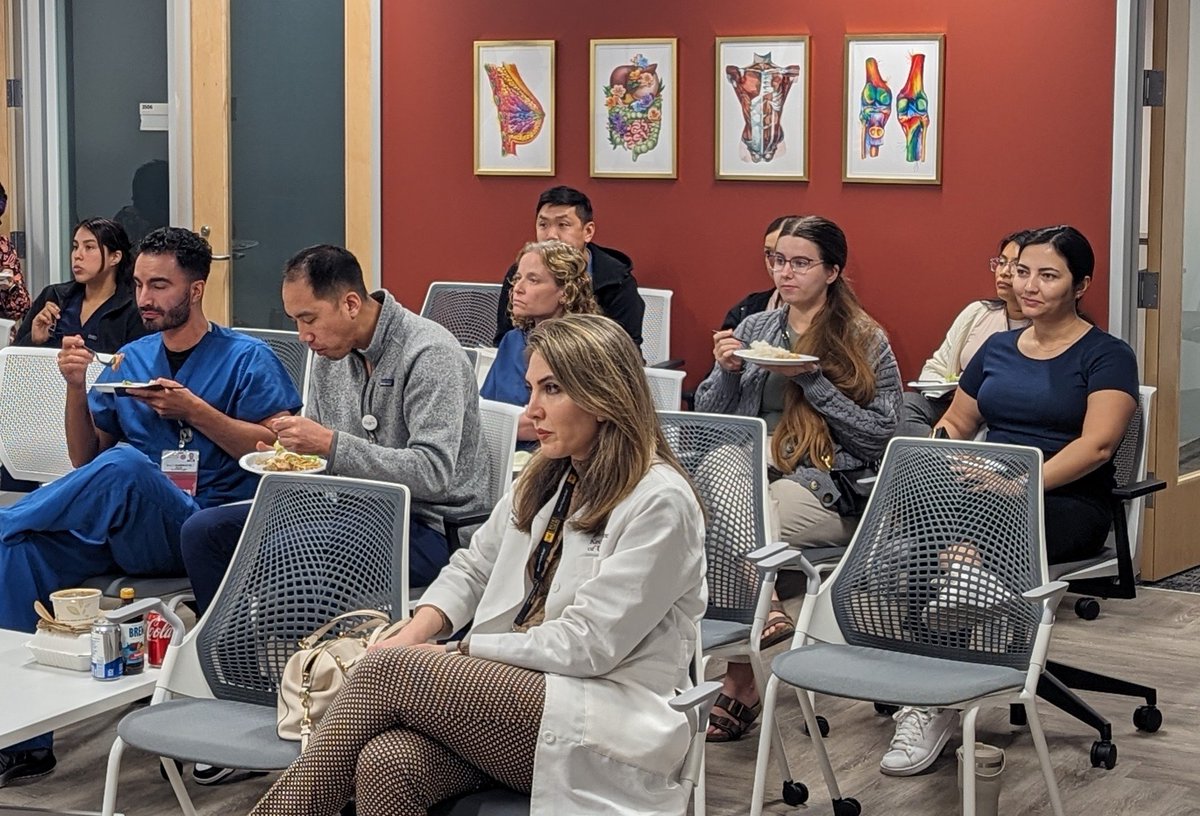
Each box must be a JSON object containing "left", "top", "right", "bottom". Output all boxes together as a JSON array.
[
  {"left": 91, "top": 381, "right": 170, "bottom": 393},
  {"left": 512, "top": 451, "right": 533, "bottom": 474},
  {"left": 733, "top": 350, "right": 819, "bottom": 367},
  {"left": 239, "top": 450, "right": 327, "bottom": 475},
  {"left": 907, "top": 380, "right": 960, "bottom": 392}
]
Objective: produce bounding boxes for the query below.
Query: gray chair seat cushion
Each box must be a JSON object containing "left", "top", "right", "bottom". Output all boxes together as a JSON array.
[
  {"left": 772, "top": 643, "right": 1027, "bottom": 707},
  {"left": 117, "top": 699, "right": 300, "bottom": 770},
  {"left": 801, "top": 545, "right": 847, "bottom": 566},
  {"left": 701, "top": 619, "right": 752, "bottom": 651},
  {"left": 82, "top": 574, "right": 192, "bottom": 597},
  {"left": 1049, "top": 543, "right": 1117, "bottom": 581},
  {"left": 429, "top": 788, "right": 530, "bottom": 816}
]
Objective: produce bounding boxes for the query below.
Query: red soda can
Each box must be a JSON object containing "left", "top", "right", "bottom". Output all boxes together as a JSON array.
[{"left": 146, "top": 611, "right": 174, "bottom": 668}]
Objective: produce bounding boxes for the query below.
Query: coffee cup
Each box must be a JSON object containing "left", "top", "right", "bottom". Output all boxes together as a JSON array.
[{"left": 49, "top": 587, "right": 103, "bottom": 622}]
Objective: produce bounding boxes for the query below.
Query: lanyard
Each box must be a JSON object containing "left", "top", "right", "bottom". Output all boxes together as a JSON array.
[{"left": 512, "top": 467, "right": 578, "bottom": 629}]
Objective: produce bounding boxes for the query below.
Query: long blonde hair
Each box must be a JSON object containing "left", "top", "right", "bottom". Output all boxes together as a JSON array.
[
  {"left": 509, "top": 240, "right": 599, "bottom": 331},
  {"left": 771, "top": 216, "right": 880, "bottom": 472},
  {"left": 513, "top": 314, "right": 697, "bottom": 534}
]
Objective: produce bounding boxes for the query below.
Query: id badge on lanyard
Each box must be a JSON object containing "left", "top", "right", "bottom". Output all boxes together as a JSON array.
[{"left": 161, "top": 423, "right": 198, "bottom": 496}]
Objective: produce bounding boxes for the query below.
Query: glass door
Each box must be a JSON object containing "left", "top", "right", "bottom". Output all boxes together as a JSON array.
[
  {"left": 190, "top": 0, "right": 377, "bottom": 327},
  {"left": 1143, "top": 0, "right": 1200, "bottom": 578}
]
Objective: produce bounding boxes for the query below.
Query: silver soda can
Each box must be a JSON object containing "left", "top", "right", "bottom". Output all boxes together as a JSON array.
[{"left": 91, "top": 619, "right": 124, "bottom": 680}]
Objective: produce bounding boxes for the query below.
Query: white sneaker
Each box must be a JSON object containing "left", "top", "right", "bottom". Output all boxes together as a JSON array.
[
  {"left": 879, "top": 706, "right": 956, "bottom": 776},
  {"left": 924, "top": 562, "right": 1015, "bottom": 631}
]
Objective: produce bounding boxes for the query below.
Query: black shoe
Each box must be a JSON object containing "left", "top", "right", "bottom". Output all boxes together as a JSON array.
[
  {"left": 193, "top": 763, "right": 267, "bottom": 786},
  {"left": 0, "top": 749, "right": 56, "bottom": 787}
]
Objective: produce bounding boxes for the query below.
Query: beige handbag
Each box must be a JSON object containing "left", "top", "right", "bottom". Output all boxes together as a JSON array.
[{"left": 277, "top": 609, "right": 408, "bottom": 748}]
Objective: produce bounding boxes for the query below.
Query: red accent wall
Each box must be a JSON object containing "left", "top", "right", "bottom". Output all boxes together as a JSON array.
[{"left": 381, "top": 1, "right": 1116, "bottom": 387}]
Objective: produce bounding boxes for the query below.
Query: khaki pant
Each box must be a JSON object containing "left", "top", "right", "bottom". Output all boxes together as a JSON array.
[{"left": 769, "top": 477, "right": 857, "bottom": 548}]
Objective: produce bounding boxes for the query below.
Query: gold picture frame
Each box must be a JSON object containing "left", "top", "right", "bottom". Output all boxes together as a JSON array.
[
  {"left": 715, "top": 36, "right": 811, "bottom": 182},
  {"left": 842, "top": 33, "right": 945, "bottom": 184},
  {"left": 474, "top": 40, "right": 555, "bottom": 176},
  {"left": 590, "top": 38, "right": 678, "bottom": 179}
]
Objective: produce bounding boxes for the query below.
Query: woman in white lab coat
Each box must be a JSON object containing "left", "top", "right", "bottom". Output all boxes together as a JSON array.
[{"left": 252, "top": 313, "right": 708, "bottom": 816}]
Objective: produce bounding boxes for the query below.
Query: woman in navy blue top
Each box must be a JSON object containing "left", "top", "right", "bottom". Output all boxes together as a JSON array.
[
  {"left": 881, "top": 225, "right": 1139, "bottom": 779},
  {"left": 481, "top": 239, "right": 598, "bottom": 445},
  {"left": 941, "top": 225, "right": 1138, "bottom": 563}
]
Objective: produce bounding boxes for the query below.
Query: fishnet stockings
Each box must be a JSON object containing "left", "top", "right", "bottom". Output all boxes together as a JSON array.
[{"left": 251, "top": 647, "right": 545, "bottom": 816}]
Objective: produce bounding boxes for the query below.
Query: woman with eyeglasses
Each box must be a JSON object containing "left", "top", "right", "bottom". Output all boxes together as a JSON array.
[
  {"left": 895, "top": 229, "right": 1033, "bottom": 437},
  {"left": 694, "top": 214, "right": 901, "bottom": 742}
]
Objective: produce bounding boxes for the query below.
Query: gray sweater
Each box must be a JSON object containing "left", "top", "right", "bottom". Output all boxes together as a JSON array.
[
  {"left": 307, "top": 291, "right": 491, "bottom": 529},
  {"left": 694, "top": 306, "right": 901, "bottom": 509}
]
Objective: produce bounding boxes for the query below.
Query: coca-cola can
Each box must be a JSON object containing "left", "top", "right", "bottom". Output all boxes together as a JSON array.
[{"left": 146, "top": 611, "right": 174, "bottom": 668}]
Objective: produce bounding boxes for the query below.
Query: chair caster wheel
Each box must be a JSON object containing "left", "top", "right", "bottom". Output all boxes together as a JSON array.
[
  {"left": 1134, "top": 705, "right": 1162, "bottom": 733},
  {"left": 1090, "top": 740, "right": 1117, "bottom": 769},
  {"left": 159, "top": 758, "right": 183, "bottom": 781},
  {"left": 781, "top": 780, "right": 808, "bottom": 806},
  {"left": 833, "top": 796, "right": 862, "bottom": 816},
  {"left": 803, "top": 715, "right": 831, "bottom": 737},
  {"left": 1074, "top": 597, "right": 1101, "bottom": 620},
  {"left": 874, "top": 702, "right": 899, "bottom": 716}
]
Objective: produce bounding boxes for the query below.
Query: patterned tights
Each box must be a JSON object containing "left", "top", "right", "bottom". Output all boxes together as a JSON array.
[{"left": 251, "top": 647, "right": 545, "bottom": 816}]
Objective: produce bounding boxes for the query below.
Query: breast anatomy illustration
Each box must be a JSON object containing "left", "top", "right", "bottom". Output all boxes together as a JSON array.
[
  {"left": 859, "top": 57, "right": 892, "bottom": 159},
  {"left": 896, "top": 53, "right": 930, "bottom": 163},
  {"left": 603, "top": 54, "right": 664, "bottom": 161},
  {"left": 484, "top": 62, "right": 546, "bottom": 156},
  {"left": 725, "top": 52, "right": 801, "bottom": 163}
]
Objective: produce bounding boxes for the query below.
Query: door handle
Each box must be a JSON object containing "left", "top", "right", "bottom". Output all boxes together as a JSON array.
[
  {"left": 199, "top": 227, "right": 232, "bottom": 261},
  {"left": 212, "top": 254, "right": 232, "bottom": 261}
]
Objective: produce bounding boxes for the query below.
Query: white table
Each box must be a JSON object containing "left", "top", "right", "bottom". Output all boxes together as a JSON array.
[{"left": 0, "top": 628, "right": 158, "bottom": 746}]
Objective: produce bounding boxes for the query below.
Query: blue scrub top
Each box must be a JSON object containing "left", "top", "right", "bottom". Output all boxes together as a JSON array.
[
  {"left": 480, "top": 328, "right": 530, "bottom": 408},
  {"left": 89, "top": 324, "right": 303, "bottom": 508}
]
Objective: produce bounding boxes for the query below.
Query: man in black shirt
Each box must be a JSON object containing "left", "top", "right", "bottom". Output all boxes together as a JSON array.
[{"left": 494, "top": 186, "right": 643, "bottom": 348}]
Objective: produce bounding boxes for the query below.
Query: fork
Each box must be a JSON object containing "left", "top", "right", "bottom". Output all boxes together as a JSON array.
[{"left": 86, "top": 347, "right": 117, "bottom": 366}]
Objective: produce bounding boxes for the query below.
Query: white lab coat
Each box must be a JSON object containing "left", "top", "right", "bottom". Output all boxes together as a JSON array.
[{"left": 419, "top": 462, "right": 707, "bottom": 815}]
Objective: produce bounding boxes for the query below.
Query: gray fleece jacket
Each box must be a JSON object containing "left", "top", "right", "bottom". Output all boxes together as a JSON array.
[
  {"left": 307, "top": 291, "right": 490, "bottom": 529},
  {"left": 694, "top": 306, "right": 901, "bottom": 510}
]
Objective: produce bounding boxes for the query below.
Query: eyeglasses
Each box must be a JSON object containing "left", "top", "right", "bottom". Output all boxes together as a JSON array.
[
  {"left": 766, "top": 251, "right": 827, "bottom": 275},
  {"left": 989, "top": 257, "right": 1017, "bottom": 274}
]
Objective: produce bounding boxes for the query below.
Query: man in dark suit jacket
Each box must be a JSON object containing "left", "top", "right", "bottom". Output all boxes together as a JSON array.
[{"left": 494, "top": 186, "right": 643, "bottom": 348}]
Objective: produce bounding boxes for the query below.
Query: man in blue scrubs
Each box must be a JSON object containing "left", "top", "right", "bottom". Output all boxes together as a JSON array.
[{"left": 0, "top": 227, "right": 300, "bottom": 786}]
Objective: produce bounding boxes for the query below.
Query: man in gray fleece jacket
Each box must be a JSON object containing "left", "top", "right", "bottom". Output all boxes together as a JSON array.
[{"left": 180, "top": 244, "right": 490, "bottom": 619}]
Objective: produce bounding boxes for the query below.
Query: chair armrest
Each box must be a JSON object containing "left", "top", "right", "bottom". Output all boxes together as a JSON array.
[
  {"left": 746, "top": 541, "right": 790, "bottom": 562},
  {"left": 670, "top": 680, "right": 723, "bottom": 713},
  {"left": 105, "top": 598, "right": 188, "bottom": 647},
  {"left": 1022, "top": 580, "right": 1070, "bottom": 624},
  {"left": 757, "top": 550, "right": 822, "bottom": 591},
  {"left": 649, "top": 358, "right": 685, "bottom": 370},
  {"left": 1112, "top": 478, "right": 1167, "bottom": 501},
  {"left": 443, "top": 511, "right": 492, "bottom": 553}
]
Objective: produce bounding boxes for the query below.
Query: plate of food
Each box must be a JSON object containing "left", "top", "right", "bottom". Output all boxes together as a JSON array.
[
  {"left": 240, "top": 442, "right": 326, "bottom": 475},
  {"left": 91, "top": 380, "right": 174, "bottom": 394},
  {"left": 512, "top": 450, "right": 533, "bottom": 475},
  {"left": 907, "top": 378, "right": 959, "bottom": 392},
  {"left": 733, "top": 341, "right": 819, "bottom": 367}
]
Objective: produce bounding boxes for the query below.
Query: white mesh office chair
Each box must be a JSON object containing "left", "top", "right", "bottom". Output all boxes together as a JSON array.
[
  {"left": 748, "top": 438, "right": 1068, "bottom": 816},
  {"left": 639, "top": 287, "right": 683, "bottom": 368},
  {"left": 420, "top": 282, "right": 503, "bottom": 349},
  {"left": 0, "top": 346, "right": 103, "bottom": 482},
  {"left": 473, "top": 346, "right": 498, "bottom": 389},
  {"left": 645, "top": 366, "right": 685, "bottom": 411},
  {"left": 439, "top": 399, "right": 521, "bottom": 553},
  {"left": 99, "top": 474, "right": 411, "bottom": 816}
]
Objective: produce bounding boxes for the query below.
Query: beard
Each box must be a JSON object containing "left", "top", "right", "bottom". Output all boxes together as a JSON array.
[{"left": 142, "top": 294, "right": 191, "bottom": 332}]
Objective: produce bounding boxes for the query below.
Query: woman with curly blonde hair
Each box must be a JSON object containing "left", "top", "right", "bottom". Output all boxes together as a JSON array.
[{"left": 482, "top": 239, "right": 599, "bottom": 444}]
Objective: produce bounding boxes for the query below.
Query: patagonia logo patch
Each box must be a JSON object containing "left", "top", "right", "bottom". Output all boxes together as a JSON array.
[{"left": 380, "top": 378, "right": 395, "bottom": 387}]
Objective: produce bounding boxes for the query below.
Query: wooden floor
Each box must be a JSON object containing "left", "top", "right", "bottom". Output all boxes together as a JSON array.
[{"left": 1, "top": 587, "right": 1197, "bottom": 816}]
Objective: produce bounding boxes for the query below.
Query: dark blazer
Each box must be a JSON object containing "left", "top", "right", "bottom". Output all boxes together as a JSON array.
[
  {"left": 494, "top": 242, "right": 644, "bottom": 347},
  {"left": 13, "top": 280, "right": 149, "bottom": 353},
  {"left": 720, "top": 288, "right": 777, "bottom": 332}
]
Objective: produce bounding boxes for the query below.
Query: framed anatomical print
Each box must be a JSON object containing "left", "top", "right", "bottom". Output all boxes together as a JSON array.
[
  {"left": 842, "top": 34, "right": 944, "bottom": 184},
  {"left": 590, "top": 38, "right": 677, "bottom": 179},
  {"left": 716, "top": 36, "right": 810, "bottom": 181},
  {"left": 474, "top": 40, "right": 555, "bottom": 176}
]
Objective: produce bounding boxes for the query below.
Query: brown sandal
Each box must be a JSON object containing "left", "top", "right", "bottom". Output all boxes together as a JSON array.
[
  {"left": 760, "top": 600, "right": 795, "bottom": 649},
  {"left": 706, "top": 693, "right": 762, "bottom": 742}
]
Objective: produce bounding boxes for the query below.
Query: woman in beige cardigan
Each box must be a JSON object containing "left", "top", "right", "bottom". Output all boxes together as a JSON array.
[
  {"left": 896, "top": 229, "right": 1032, "bottom": 437},
  {"left": 252, "top": 314, "right": 707, "bottom": 816}
]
